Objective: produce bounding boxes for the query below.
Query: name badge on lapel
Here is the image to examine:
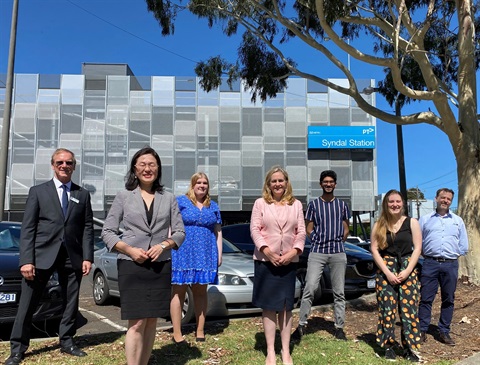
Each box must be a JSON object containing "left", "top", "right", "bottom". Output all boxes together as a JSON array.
[{"left": 70, "top": 197, "right": 79, "bottom": 204}]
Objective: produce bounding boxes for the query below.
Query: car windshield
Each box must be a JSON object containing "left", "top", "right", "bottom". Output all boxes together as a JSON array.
[
  {"left": 222, "top": 238, "right": 243, "bottom": 254},
  {"left": 0, "top": 223, "right": 21, "bottom": 251},
  {"left": 222, "top": 224, "right": 254, "bottom": 244}
]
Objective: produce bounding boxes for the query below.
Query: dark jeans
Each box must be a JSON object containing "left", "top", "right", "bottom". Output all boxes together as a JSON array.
[{"left": 419, "top": 258, "right": 459, "bottom": 334}]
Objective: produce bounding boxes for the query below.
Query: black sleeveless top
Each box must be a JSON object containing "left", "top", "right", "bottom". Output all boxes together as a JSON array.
[
  {"left": 380, "top": 217, "right": 414, "bottom": 258},
  {"left": 143, "top": 199, "right": 154, "bottom": 226}
]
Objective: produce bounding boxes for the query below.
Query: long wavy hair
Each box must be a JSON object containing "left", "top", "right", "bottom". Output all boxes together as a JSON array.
[
  {"left": 372, "top": 189, "right": 405, "bottom": 250},
  {"left": 186, "top": 172, "right": 211, "bottom": 207},
  {"left": 262, "top": 166, "right": 296, "bottom": 205},
  {"left": 125, "top": 147, "right": 164, "bottom": 192}
]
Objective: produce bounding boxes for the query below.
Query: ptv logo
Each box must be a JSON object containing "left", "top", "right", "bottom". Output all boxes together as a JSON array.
[{"left": 362, "top": 128, "right": 375, "bottom": 134}]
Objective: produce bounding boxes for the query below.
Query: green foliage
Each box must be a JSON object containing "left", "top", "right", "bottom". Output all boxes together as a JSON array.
[
  {"left": 144, "top": 1, "right": 480, "bottom": 104},
  {"left": 407, "top": 187, "right": 425, "bottom": 200}
]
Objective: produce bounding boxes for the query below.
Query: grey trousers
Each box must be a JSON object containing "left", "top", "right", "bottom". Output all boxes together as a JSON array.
[{"left": 298, "top": 252, "right": 347, "bottom": 329}]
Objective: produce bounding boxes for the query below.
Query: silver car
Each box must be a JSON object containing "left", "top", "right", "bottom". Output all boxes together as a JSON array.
[{"left": 91, "top": 238, "right": 301, "bottom": 324}]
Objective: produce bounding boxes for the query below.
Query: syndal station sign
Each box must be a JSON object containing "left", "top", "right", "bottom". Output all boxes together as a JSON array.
[{"left": 307, "top": 126, "right": 376, "bottom": 149}]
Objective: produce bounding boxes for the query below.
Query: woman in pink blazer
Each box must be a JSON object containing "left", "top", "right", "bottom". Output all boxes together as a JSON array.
[{"left": 250, "top": 166, "right": 306, "bottom": 365}]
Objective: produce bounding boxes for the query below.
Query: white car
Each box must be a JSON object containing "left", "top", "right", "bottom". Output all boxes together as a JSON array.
[
  {"left": 91, "top": 238, "right": 301, "bottom": 323},
  {"left": 345, "top": 236, "right": 370, "bottom": 251}
]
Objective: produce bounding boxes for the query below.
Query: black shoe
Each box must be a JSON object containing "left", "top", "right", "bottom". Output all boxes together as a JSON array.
[
  {"left": 420, "top": 331, "right": 427, "bottom": 344},
  {"left": 172, "top": 338, "right": 188, "bottom": 346},
  {"left": 334, "top": 328, "right": 347, "bottom": 340},
  {"left": 60, "top": 345, "right": 87, "bottom": 357},
  {"left": 291, "top": 324, "right": 306, "bottom": 340},
  {"left": 439, "top": 332, "right": 455, "bottom": 346},
  {"left": 404, "top": 349, "right": 420, "bottom": 362},
  {"left": 385, "top": 347, "right": 396, "bottom": 361},
  {"left": 4, "top": 353, "right": 24, "bottom": 365}
]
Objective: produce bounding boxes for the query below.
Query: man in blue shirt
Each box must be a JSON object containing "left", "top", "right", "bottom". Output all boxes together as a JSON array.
[
  {"left": 292, "top": 170, "right": 351, "bottom": 341},
  {"left": 418, "top": 188, "right": 469, "bottom": 347}
]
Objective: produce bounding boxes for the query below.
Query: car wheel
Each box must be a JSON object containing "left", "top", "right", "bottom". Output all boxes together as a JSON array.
[
  {"left": 93, "top": 271, "right": 111, "bottom": 305},
  {"left": 181, "top": 286, "right": 195, "bottom": 325}
]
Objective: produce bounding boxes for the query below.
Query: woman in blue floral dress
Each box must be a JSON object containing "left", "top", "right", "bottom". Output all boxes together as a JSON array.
[{"left": 171, "top": 172, "right": 222, "bottom": 343}]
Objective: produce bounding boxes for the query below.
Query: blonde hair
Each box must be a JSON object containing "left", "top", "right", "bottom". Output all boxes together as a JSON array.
[
  {"left": 372, "top": 189, "right": 405, "bottom": 250},
  {"left": 262, "top": 166, "right": 296, "bottom": 205},
  {"left": 186, "top": 172, "right": 211, "bottom": 207}
]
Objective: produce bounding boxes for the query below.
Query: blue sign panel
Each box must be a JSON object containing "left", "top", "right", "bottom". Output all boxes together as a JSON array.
[{"left": 308, "top": 126, "right": 376, "bottom": 149}]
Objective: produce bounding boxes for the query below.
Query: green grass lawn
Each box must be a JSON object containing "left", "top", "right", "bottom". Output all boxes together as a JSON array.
[{"left": 0, "top": 317, "right": 457, "bottom": 365}]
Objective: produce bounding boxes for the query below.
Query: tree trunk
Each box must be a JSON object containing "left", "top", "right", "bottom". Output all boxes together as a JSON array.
[
  {"left": 455, "top": 0, "right": 479, "bottom": 285},
  {"left": 456, "top": 151, "right": 480, "bottom": 285}
]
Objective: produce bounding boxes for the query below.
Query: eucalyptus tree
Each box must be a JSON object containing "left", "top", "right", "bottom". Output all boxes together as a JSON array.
[{"left": 145, "top": 0, "right": 480, "bottom": 283}]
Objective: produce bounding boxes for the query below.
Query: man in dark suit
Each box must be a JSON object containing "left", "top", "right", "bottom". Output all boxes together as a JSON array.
[{"left": 5, "top": 148, "right": 94, "bottom": 365}]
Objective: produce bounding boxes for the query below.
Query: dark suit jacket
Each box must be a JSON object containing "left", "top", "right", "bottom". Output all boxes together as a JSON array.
[{"left": 19, "top": 179, "right": 94, "bottom": 271}]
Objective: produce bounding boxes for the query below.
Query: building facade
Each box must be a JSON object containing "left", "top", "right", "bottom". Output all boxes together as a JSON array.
[{"left": 0, "top": 64, "right": 377, "bottom": 221}]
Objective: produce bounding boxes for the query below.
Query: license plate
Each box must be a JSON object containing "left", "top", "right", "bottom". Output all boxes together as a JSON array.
[
  {"left": 0, "top": 293, "right": 16, "bottom": 304},
  {"left": 367, "top": 279, "right": 376, "bottom": 289}
]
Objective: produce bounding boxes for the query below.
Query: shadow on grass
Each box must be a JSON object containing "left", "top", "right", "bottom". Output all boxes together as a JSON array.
[
  {"left": 150, "top": 342, "right": 203, "bottom": 365},
  {"left": 24, "top": 331, "right": 125, "bottom": 360}
]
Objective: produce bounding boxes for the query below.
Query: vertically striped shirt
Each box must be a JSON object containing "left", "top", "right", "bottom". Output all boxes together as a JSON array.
[{"left": 305, "top": 197, "right": 351, "bottom": 254}]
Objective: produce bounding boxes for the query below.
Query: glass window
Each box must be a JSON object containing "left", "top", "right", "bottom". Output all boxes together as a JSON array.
[
  {"left": 14, "top": 74, "right": 38, "bottom": 103},
  {"left": 152, "top": 76, "right": 174, "bottom": 106},
  {"left": 330, "top": 108, "right": 350, "bottom": 126},
  {"left": 61, "top": 75, "right": 84, "bottom": 105},
  {"left": 285, "top": 78, "right": 306, "bottom": 107},
  {"left": 242, "top": 108, "right": 262, "bottom": 136},
  {"left": 107, "top": 76, "right": 129, "bottom": 105},
  {"left": 152, "top": 106, "right": 173, "bottom": 135},
  {"left": 61, "top": 104, "right": 83, "bottom": 134}
]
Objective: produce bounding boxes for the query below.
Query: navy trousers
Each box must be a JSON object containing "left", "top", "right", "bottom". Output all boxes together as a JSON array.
[{"left": 419, "top": 258, "right": 459, "bottom": 335}]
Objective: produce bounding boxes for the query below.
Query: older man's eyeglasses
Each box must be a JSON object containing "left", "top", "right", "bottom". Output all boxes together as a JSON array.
[{"left": 55, "top": 160, "right": 74, "bottom": 166}]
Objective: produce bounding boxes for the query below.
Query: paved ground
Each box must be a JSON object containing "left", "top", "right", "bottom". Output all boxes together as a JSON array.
[
  {"left": 454, "top": 353, "right": 480, "bottom": 365},
  {"left": 77, "top": 273, "right": 172, "bottom": 336},
  {"left": 0, "top": 275, "right": 172, "bottom": 342}
]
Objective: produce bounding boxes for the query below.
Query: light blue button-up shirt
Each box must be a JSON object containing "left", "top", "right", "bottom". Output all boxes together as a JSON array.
[{"left": 419, "top": 211, "right": 469, "bottom": 259}]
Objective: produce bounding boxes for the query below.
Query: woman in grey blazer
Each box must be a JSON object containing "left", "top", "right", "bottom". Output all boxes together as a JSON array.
[{"left": 102, "top": 147, "right": 185, "bottom": 365}]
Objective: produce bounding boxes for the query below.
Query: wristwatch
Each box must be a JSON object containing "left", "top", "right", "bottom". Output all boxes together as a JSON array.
[{"left": 160, "top": 243, "right": 167, "bottom": 250}]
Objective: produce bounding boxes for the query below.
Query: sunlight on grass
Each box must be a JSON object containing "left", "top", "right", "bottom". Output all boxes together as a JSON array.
[{"left": 0, "top": 319, "right": 457, "bottom": 365}]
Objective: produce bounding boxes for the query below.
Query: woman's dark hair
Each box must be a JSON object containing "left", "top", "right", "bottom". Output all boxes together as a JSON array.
[{"left": 125, "top": 147, "right": 164, "bottom": 192}]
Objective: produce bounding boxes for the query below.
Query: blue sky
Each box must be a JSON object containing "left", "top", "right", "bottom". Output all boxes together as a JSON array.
[{"left": 0, "top": 0, "right": 459, "bottom": 207}]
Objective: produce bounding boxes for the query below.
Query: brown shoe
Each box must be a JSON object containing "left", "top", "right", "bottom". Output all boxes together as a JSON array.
[
  {"left": 420, "top": 331, "right": 427, "bottom": 344},
  {"left": 439, "top": 332, "right": 455, "bottom": 346}
]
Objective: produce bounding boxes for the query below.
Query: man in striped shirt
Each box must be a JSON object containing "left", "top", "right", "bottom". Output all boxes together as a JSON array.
[{"left": 292, "top": 170, "right": 351, "bottom": 341}]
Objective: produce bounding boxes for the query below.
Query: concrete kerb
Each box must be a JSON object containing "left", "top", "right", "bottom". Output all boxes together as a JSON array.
[{"left": 452, "top": 352, "right": 480, "bottom": 365}]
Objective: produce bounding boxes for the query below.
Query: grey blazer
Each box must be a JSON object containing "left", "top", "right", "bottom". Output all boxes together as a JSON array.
[{"left": 101, "top": 187, "right": 185, "bottom": 261}]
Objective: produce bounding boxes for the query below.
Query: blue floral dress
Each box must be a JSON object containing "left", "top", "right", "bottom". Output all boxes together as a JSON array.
[{"left": 172, "top": 195, "right": 222, "bottom": 285}]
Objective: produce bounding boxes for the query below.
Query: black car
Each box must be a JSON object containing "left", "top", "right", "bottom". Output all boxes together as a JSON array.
[
  {"left": 0, "top": 222, "right": 63, "bottom": 324},
  {"left": 222, "top": 223, "right": 377, "bottom": 301}
]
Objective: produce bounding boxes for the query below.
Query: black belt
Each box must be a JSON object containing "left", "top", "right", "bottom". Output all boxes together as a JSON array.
[{"left": 424, "top": 255, "right": 457, "bottom": 262}]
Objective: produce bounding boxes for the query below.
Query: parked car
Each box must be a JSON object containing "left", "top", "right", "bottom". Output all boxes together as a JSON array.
[
  {"left": 91, "top": 237, "right": 301, "bottom": 324},
  {"left": 346, "top": 236, "right": 371, "bottom": 251},
  {"left": 0, "top": 221, "right": 63, "bottom": 324},
  {"left": 222, "top": 223, "right": 376, "bottom": 301}
]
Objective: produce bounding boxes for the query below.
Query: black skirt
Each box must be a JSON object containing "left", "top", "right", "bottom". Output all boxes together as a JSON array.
[
  {"left": 252, "top": 260, "right": 298, "bottom": 312},
  {"left": 117, "top": 259, "right": 172, "bottom": 320}
]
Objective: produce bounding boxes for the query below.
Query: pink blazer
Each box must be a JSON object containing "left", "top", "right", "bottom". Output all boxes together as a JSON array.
[{"left": 250, "top": 198, "right": 306, "bottom": 262}]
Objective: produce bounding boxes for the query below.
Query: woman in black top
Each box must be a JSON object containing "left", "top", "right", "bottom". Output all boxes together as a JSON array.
[{"left": 371, "top": 189, "right": 422, "bottom": 362}]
